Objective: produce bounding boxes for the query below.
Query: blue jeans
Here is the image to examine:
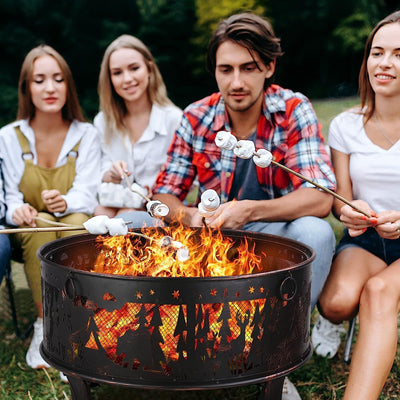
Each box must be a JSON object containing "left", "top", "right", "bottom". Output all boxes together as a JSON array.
[
  {"left": 118, "top": 211, "right": 165, "bottom": 229},
  {"left": 119, "top": 212, "right": 334, "bottom": 310},
  {"left": 0, "top": 233, "right": 11, "bottom": 285},
  {"left": 245, "top": 216, "right": 336, "bottom": 311}
]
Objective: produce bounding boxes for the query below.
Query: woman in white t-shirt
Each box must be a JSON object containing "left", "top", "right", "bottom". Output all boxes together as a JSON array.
[
  {"left": 315, "top": 11, "right": 400, "bottom": 400},
  {"left": 93, "top": 35, "right": 182, "bottom": 227}
]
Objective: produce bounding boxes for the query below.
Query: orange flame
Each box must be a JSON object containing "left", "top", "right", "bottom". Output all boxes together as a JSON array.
[
  {"left": 92, "top": 226, "right": 262, "bottom": 277},
  {"left": 81, "top": 226, "right": 267, "bottom": 366}
]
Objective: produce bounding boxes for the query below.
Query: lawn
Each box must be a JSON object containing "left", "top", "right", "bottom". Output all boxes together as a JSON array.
[{"left": 1, "top": 96, "right": 399, "bottom": 399}]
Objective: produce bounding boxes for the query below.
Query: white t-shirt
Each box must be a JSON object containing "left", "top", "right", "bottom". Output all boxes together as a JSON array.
[
  {"left": 94, "top": 103, "right": 182, "bottom": 190},
  {"left": 328, "top": 109, "right": 400, "bottom": 213}
]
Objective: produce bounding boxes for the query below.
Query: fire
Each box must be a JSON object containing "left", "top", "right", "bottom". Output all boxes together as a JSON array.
[
  {"left": 79, "top": 227, "right": 269, "bottom": 368},
  {"left": 91, "top": 226, "right": 262, "bottom": 277},
  {"left": 84, "top": 299, "right": 267, "bottom": 366}
]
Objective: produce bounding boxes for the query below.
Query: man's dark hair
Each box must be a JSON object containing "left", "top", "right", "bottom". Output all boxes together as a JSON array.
[{"left": 206, "top": 12, "right": 284, "bottom": 89}]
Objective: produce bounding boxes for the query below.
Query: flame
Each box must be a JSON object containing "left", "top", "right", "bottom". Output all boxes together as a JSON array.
[
  {"left": 84, "top": 299, "right": 266, "bottom": 364},
  {"left": 80, "top": 226, "right": 268, "bottom": 367},
  {"left": 91, "top": 226, "right": 262, "bottom": 277}
]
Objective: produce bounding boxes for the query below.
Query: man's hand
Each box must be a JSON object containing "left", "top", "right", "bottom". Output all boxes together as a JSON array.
[
  {"left": 41, "top": 189, "right": 67, "bottom": 214},
  {"left": 13, "top": 203, "right": 38, "bottom": 227},
  {"left": 203, "top": 201, "right": 251, "bottom": 229}
]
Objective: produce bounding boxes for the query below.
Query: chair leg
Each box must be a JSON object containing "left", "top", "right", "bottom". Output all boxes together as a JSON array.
[
  {"left": 344, "top": 317, "right": 356, "bottom": 364},
  {"left": 5, "top": 262, "right": 21, "bottom": 337},
  {"left": 5, "top": 263, "right": 34, "bottom": 339}
]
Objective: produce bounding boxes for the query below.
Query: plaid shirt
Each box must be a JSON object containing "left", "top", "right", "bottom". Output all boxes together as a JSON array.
[{"left": 153, "top": 84, "right": 336, "bottom": 204}]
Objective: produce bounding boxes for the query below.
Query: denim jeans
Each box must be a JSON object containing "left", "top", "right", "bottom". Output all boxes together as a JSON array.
[
  {"left": 118, "top": 211, "right": 165, "bottom": 229},
  {"left": 119, "top": 212, "right": 335, "bottom": 311},
  {"left": 0, "top": 233, "right": 11, "bottom": 286},
  {"left": 244, "top": 216, "right": 336, "bottom": 311}
]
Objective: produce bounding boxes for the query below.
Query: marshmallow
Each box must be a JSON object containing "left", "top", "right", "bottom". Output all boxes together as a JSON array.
[
  {"left": 158, "top": 235, "right": 173, "bottom": 247},
  {"left": 176, "top": 246, "right": 190, "bottom": 262},
  {"left": 123, "top": 183, "right": 147, "bottom": 208},
  {"left": 83, "top": 215, "right": 110, "bottom": 235},
  {"left": 105, "top": 218, "right": 128, "bottom": 236},
  {"left": 215, "top": 131, "right": 237, "bottom": 151},
  {"left": 233, "top": 140, "right": 255, "bottom": 159},
  {"left": 198, "top": 202, "right": 216, "bottom": 218},
  {"left": 99, "top": 182, "right": 124, "bottom": 208},
  {"left": 146, "top": 200, "right": 169, "bottom": 217},
  {"left": 200, "top": 189, "right": 220, "bottom": 211},
  {"left": 253, "top": 148, "right": 273, "bottom": 168}
]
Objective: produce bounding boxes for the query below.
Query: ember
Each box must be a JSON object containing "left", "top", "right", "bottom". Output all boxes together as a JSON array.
[{"left": 91, "top": 226, "right": 263, "bottom": 278}]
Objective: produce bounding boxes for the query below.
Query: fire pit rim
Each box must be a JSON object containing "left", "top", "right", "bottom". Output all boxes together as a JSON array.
[{"left": 37, "top": 229, "right": 315, "bottom": 281}]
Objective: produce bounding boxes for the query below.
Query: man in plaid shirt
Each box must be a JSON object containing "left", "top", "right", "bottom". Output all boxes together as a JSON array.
[
  {"left": 152, "top": 12, "right": 337, "bottom": 399},
  {"left": 153, "top": 11, "right": 336, "bottom": 322}
]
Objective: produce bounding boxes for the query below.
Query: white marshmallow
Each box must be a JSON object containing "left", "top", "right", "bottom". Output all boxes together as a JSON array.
[
  {"left": 123, "top": 183, "right": 147, "bottom": 208},
  {"left": 98, "top": 182, "right": 124, "bottom": 208},
  {"left": 105, "top": 218, "right": 128, "bottom": 236},
  {"left": 233, "top": 140, "right": 255, "bottom": 159},
  {"left": 215, "top": 131, "right": 237, "bottom": 151},
  {"left": 146, "top": 200, "right": 169, "bottom": 217},
  {"left": 253, "top": 148, "right": 273, "bottom": 168},
  {"left": 83, "top": 215, "right": 110, "bottom": 235},
  {"left": 200, "top": 189, "right": 220, "bottom": 211},
  {"left": 176, "top": 246, "right": 190, "bottom": 262},
  {"left": 198, "top": 202, "right": 216, "bottom": 218}
]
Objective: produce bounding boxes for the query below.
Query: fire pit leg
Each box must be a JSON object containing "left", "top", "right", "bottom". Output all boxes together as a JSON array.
[
  {"left": 66, "top": 375, "right": 92, "bottom": 400},
  {"left": 258, "top": 377, "right": 284, "bottom": 400}
]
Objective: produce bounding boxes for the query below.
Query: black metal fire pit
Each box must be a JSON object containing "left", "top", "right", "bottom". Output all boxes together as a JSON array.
[{"left": 38, "top": 228, "right": 314, "bottom": 400}]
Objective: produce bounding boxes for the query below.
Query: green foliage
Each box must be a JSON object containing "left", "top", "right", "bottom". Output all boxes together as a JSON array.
[
  {"left": 0, "top": 0, "right": 398, "bottom": 125},
  {"left": 332, "top": 13, "right": 373, "bottom": 54}
]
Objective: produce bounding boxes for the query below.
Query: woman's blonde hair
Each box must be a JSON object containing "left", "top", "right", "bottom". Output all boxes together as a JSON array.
[
  {"left": 98, "top": 34, "right": 172, "bottom": 142},
  {"left": 17, "top": 44, "right": 84, "bottom": 122}
]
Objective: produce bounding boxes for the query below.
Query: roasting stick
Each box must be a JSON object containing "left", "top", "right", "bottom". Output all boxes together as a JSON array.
[
  {"left": 34, "top": 216, "right": 82, "bottom": 228},
  {"left": 123, "top": 174, "right": 151, "bottom": 203},
  {"left": 0, "top": 225, "right": 86, "bottom": 234},
  {"left": 268, "top": 158, "right": 371, "bottom": 218},
  {"left": 215, "top": 131, "right": 371, "bottom": 218}
]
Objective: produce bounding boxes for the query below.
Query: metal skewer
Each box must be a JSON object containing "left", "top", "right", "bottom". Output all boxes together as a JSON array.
[{"left": 268, "top": 158, "right": 371, "bottom": 218}]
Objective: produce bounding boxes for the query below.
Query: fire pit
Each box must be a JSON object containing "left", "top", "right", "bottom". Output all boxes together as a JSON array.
[{"left": 38, "top": 228, "right": 314, "bottom": 400}]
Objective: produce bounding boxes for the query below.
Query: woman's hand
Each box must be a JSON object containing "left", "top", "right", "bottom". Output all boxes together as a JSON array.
[
  {"left": 103, "top": 161, "right": 130, "bottom": 184},
  {"left": 41, "top": 189, "right": 67, "bottom": 214},
  {"left": 13, "top": 203, "right": 38, "bottom": 227},
  {"left": 340, "top": 200, "right": 377, "bottom": 237},
  {"left": 374, "top": 210, "right": 400, "bottom": 240}
]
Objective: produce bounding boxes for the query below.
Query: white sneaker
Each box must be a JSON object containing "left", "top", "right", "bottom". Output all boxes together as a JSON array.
[
  {"left": 26, "top": 318, "right": 50, "bottom": 369},
  {"left": 60, "top": 371, "right": 68, "bottom": 383},
  {"left": 312, "top": 314, "right": 346, "bottom": 359},
  {"left": 282, "top": 377, "right": 301, "bottom": 400}
]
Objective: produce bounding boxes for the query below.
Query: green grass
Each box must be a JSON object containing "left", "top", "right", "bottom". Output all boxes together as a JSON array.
[
  {"left": 312, "top": 96, "right": 359, "bottom": 140},
  {"left": 0, "top": 97, "right": 399, "bottom": 399}
]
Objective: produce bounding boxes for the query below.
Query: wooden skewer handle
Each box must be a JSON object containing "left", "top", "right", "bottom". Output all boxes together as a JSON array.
[
  {"left": 123, "top": 175, "right": 151, "bottom": 203},
  {"left": 271, "top": 160, "right": 371, "bottom": 218},
  {"left": 0, "top": 226, "right": 87, "bottom": 234}
]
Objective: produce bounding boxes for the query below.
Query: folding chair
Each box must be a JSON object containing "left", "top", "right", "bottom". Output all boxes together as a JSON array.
[
  {"left": 4, "top": 260, "right": 34, "bottom": 339},
  {"left": 344, "top": 317, "right": 357, "bottom": 364}
]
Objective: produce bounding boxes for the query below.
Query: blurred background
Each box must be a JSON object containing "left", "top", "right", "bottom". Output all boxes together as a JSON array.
[{"left": 0, "top": 0, "right": 398, "bottom": 126}]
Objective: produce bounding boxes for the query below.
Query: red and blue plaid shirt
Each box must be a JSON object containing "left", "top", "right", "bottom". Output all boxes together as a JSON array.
[{"left": 153, "top": 84, "right": 336, "bottom": 204}]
